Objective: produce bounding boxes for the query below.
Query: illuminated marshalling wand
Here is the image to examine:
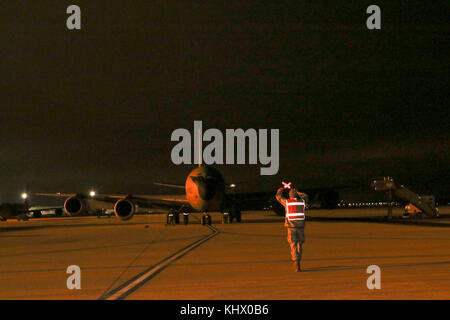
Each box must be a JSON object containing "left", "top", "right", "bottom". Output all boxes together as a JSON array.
[{"left": 282, "top": 181, "right": 292, "bottom": 189}]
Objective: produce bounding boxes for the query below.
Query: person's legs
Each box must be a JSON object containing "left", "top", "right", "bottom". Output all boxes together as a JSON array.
[
  {"left": 295, "top": 228, "right": 305, "bottom": 271},
  {"left": 287, "top": 228, "right": 300, "bottom": 271},
  {"left": 296, "top": 228, "right": 305, "bottom": 260}
]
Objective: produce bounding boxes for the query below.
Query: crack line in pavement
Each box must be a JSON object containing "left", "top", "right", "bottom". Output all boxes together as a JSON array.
[
  {"left": 98, "top": 223, "right": 219, "bottom": 300},
  {"left": 99, "top": 227, "right": 165, "bottom": 298}
]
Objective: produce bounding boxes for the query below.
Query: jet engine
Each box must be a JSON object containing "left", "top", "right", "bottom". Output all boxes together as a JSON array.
[
  {"left": 114, "top": 199, "right": 136, "bottom": 221},
  {"left": 64, "top": 196, "right": 86, "bottom": 216}
]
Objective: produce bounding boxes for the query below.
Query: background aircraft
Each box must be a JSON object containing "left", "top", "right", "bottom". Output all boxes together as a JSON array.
[{"left": 0, "top": 200, "right": 63, "bottom": 221}]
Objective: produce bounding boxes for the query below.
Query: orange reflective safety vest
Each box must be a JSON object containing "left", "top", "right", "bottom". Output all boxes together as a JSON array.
[{"left": 286, "top": 199, "right": 305, "bottom": 221}]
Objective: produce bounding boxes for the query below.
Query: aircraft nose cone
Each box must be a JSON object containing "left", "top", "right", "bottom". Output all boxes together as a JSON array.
[{"left": 191, "top": 176, "right": 217, "bottom": 201}]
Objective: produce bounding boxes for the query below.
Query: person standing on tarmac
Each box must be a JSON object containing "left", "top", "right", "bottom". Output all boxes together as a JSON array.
[{"left": 276, "top": 185, "right": 309, "bottom": 272}]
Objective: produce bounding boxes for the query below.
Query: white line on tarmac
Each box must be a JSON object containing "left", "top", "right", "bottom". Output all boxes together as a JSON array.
[{"left": 101, "top": 224, "right": 219, "bottom": 300}]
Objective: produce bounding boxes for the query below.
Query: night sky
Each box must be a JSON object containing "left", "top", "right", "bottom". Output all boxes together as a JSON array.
[{"left": 0, "top": 1, "right": 448, "bottom": 203}]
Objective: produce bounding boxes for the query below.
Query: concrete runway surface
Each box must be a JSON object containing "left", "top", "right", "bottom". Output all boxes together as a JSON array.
[{"left": 0, "top": 207, "right": 449, "bottom": 300}]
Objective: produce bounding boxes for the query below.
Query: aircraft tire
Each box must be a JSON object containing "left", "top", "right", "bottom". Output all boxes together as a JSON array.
[{"left": 231, "top": 205, "right": 242, "bottom": 223}]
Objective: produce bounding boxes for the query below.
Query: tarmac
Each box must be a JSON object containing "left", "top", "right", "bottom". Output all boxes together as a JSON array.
[{"left": 1, "top": 207, "right": 449, "bottom": 300}]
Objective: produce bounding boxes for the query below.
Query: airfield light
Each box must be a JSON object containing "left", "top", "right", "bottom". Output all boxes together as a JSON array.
[
  {"left": 89, "top": 190, "right": 96, "bottom": 197},
  {"left": 21, "top": 193, "right": 28, "bottom": 200}
]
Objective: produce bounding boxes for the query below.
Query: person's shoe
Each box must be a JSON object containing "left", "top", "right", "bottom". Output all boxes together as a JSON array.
[
  {"left": 297, "top": 261, "right": 302, "bottom": 272},
  {"left": 293, "top": 261, "right": 300, "bottom": 272}
]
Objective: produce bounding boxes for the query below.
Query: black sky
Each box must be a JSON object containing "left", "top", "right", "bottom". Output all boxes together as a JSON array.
[{"left": 0, "top": 1, "right": 449, "bottom": 202}]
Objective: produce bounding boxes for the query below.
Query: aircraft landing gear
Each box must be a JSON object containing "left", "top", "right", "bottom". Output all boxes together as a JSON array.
[
  {"left": 231, "top": 204, "right": 241, "bottom": 223},
  {"left": 222, "top": 212, "right": 230, "bottom": 224},
  {"left": 174, "top": 210, "right": 180, "bottom": 224},
  {"left": 183, "top": 213, "right": 189, "bottom": 225},
  {"left": 201, "top": 213, "right": 212, "bottom": 225},
  {"left": 166, "top": 209, "right": 176, "bottom": 226},
  {"left": 222, "top": 202, "right": 241, "bottom": 223},
  {"left": 180, "top": 206, "right": 190, "bottom": 225}
]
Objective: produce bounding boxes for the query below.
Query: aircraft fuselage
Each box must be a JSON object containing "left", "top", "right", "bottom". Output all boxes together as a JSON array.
[{"left": 185, "top": 166, "right": 225, "bottom": 212}]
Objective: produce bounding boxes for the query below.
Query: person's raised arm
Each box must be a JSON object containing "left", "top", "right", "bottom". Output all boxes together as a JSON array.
[
  {"left": 276, "top": 187, "right": 287, "bottom": 207},
  {"left": 297, "top": 191, "right": 309, "bottom": 204}
]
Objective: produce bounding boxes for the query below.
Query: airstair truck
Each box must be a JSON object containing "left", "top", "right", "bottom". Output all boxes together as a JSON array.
[{"left": 371, "top": 177, "right": 438, "bottom": 218}]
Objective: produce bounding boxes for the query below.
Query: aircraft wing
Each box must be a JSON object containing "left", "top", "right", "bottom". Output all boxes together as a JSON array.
[
  {"left": 27, "top": 206, "right": 64, "bottom": 212},
  {"left": 226, "top": 184, "right": 351, "bottom": 213},
  {"left": 35, "top": 193, "right": 76, "bottom": 198},
  {"left": 126, "top": 194, "right": 189, "bottom": 210},
  {"left": 34, "top": 192, "right": 189, "bottom": 212}
]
